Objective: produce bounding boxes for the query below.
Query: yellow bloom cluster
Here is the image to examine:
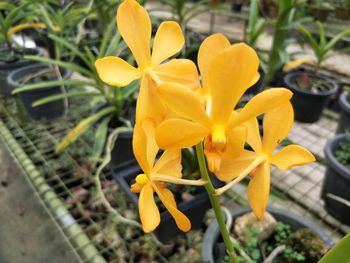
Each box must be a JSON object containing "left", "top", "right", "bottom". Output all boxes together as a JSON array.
[{"left": 95, "top": 0, "right": 315, "bottom": 233}]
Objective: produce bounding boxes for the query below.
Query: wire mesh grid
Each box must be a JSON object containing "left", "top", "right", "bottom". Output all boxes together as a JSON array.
[{"left": 0, "top": 89, "right": 348, "bottom": 262}]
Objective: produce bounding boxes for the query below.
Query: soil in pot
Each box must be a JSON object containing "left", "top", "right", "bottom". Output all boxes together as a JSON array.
[
  {"left": 322, "top": 133, "right": 350, "bottom": 225},
  {"left": 8, "top": 64, "right": 68, "bottom": 120},
  {"left": 202, "top": 208, "right": 332, "bottom": 263},
  {"left": 0, "top": 47, "right": 40, "bottom": 96},
  {"left": 284, "top": 71, "right": 339, "bottom": 123},
  {"left": 337, "top": 92, "right": 350, "bottom": 134}
]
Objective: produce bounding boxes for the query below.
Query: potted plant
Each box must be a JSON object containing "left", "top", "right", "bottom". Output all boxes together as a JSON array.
[
  {"left": 202, "top": 207, "right": 333, "bottom": 262},
  {"left": 337, "top": 88, "right": 350, "bottom": 134},
  {"left": 322, "top": 132, "right": 350, "bottom": 225},
  {"left": 231, "top": 0, "right": 244, "bottom": 13},
  {"left": 12, "top": 20, "right": 137, "bottom": 168},
  {"left": 92, "top": 2, "right": 316, "bottom": 262},
  {"left": 0, "top": 2, "right": 44, "bottom": 95},
  {"left": 7, "top": 63, "right": 70, "bottom": 120},
  {"left": 283, "top": 22, "right": 350, "bottom": 123}
]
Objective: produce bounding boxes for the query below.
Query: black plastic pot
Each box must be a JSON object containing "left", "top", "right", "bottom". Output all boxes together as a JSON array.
[
  {"left": 322, "top": 134, "right": 350, "bottom": 225},
  {"left": 7, "top": 64, "right": 70, "bottom": 120},
  {"left": 337, "top": 92, "right": 350, "bottom": 133},
  {"left": 202, "top": 207, "right": 334, "bottom": 263},
  {"left": 113, "top": 162, "right": 217, "bottom": 243},
  {"left": 0, "top": 48, "right": 41, "bottom": 96},
  {"left": 231, "top": 3, "right": 243, "bottom": 13},
  {"left": 284, "top": 71, "right": 339, "bottom": 123}
]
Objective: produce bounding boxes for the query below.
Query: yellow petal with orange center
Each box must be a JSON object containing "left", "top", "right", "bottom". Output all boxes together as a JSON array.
[
  {"left": 207, "top": 43, "right": 259, "bottom": 125},
  {"left": 154, "top": 184, "right": 191, "bottom": 232},
  {"left": 139, "top": 184, "right": 160, "bottom": 232},
  {"left": 270, "top": 145, "right": 315, "bottom": 170},
  {"left": 152, "top": 21, "right": 184, "bottom": 66},
  {"left": 95, "top": 56, "right": 141, "bottom": 86},
  {"left": 157, "top": 82, "right": 211, "bottom": 126},
  {"left": 132, "top": 119, "right": 158, "bottom": 174},
  {"left": 156, "top": 119, "right": 209, "bottom": 150},
  {"left": 198, "top": 33, "right": 230, "bottom": 86},
  {"left": 262, "top": 101, "right": 294, "bottom": 155},
  {"left": 136, "top": 76, "right": 165, "bottom": 124},
  {"left": 154, "top": 59, "right": 200, "bottom": 90},
  {"left": 117, "top": 0, "right": 151, "bottom": 69},
  {"left": 229, "top": 88, "right": 293, "bottom": 128},
  {"left": 247, "top": 161, "right": 270, "bottom": 220},
  {"left": 152, "top": 150, "right": 182, "bottom": 178}
]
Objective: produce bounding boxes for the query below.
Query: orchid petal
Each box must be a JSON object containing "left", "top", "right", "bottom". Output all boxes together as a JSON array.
[
  {"left": 198, "top": 33, "right": 230, "bottom": 85},
  {"left": 247, "top": 162, "right": 270, "bottom": 220},
  {"left": 156, "top": 119, "right": 208, "bottom": 150},
  {"left": 207, "top": 43, "right": 259, "bottom": 125},
  {"left": 223, "top": 126, "right": 247, "bottom": 158},
  {"left": 154, "top": 185, "right": 191, "bottom": 232},
  {"left": 117, "top": 0, "right": 151, "bottom": 69},
  {"left": 152, "top": 150, "right": 182, "bottom": 178},
  {"left": 154, "top": 59, "right": 200, "bottom": 90},
  {"left": 152, "top": 22, "right": 184, "bottom": 66},
  {"left": 132, "top": 119, "right": 158, "bottom": 174},
  {"left": 243, "top": 117, "right": 262, "bottom": 153},
  {"left": 262, "top": 101, "right": 294, "bottom": 155},
  {"left": 270, "top": 145, "right": 315, "bottom": 170},
  {"left": 95, "top": 56, "right": 141, "bottom": 86},
  {"left": 229, "top": 88, "right": 293, "bottom": 127},
  {"left": 157, "top": 82, "right": 211, "bottom": 126},
  {"left": 136, "top": 76, "right": 165, "bottom": 124},
  {"left": 139, "top": 184, "right": 160, "bottom": 232},
  {"left": 215, "top": 150, "right": 260, "bottom": 182}
]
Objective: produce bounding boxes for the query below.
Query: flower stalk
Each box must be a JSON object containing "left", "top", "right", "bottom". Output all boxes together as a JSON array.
[{"left": 195, "top": 141, "right": 238, "bottom": 263}]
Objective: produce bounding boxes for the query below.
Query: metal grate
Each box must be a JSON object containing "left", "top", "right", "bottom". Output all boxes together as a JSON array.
[
  {"left": 0, "top": 86, "right": 348, "bottom": 261},
  {"left": 0, "top": 94, "right": 205, "bottom": 262}
]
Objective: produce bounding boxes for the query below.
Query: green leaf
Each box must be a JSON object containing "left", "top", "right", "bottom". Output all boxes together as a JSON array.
[
  {"left": 297, "top": 24, "right": 321, "bottom": 60},
  {"left": 318, "top": 233, "right": 350, "bottom": 263},
  {"left": 12, "top": 79, "right": 96, "bottom": 94},
  {"left": 324, "top": 29, "right": 350, "bottom": 52},
  {"left": 316, "top": 21, "right": 326, "bottom": 49},
  {"left": 24, "top": 55, "right": 94, "bottom": 78},
  {"left": 98, "top": 19, "right": 116, "bottom": 58},
  {"left": 92, "top": 115, "right": 112, "bottom": 162},
  {"left": 32, "top": 91, "right": 102, "bottom": 107},
  {"left": 56, "top": 106, "right": 115, "bottom": 153},
  {"left": 48, "top": 34, "right": 93, "bottom": 70}
]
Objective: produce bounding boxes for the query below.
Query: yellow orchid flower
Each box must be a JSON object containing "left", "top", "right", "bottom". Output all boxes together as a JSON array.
[
  {"left": 215, "top": 102, "right": 316, "bottom": 220},
  {"left": 155, "top": 42, "right": 293, "bottom": 173},
  {"left": 196, "top": 33, "right": 259, "bottom": 100},
  {"left": 131, "top": 118, "right": 206, "bottom": 233},
  {"left": 95, "top": 0, "right": 199, "bottom": 124}
]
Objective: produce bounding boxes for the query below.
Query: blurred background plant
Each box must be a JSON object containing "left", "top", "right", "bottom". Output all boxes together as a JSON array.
[{"left": 297, "top": 21, "right": 350, "bottom": 72}]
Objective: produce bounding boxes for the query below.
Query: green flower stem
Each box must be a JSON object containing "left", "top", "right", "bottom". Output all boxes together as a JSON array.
[{"left": 195, "top": 142, "right": 238, "bottom": 263}]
